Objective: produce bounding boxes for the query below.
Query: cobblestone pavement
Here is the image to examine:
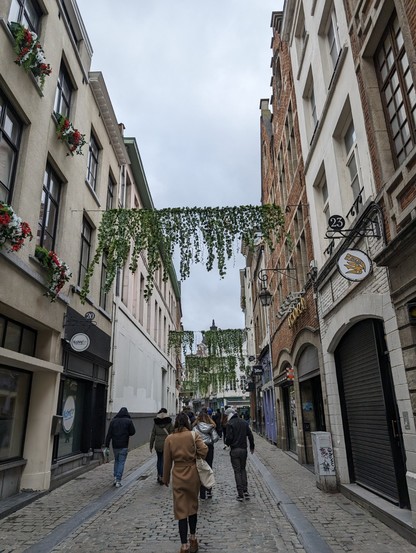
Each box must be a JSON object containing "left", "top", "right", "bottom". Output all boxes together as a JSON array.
[{"left": 0, "top": 433, "right": 415, "bottom": 553}]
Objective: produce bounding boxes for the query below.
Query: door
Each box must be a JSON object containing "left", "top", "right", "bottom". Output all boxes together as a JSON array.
[{"left": 335, "top": 319, "right": 409, "bottom": 507}]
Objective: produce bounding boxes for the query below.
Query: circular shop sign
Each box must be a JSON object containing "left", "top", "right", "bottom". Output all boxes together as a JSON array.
[
  {"left": 62, "top": 395, "right": 76, "bottom": 433},
  {"left": 70, "top": 332, "right": 90, "bottom": 352},
  {"left": 337, "top": 249, "right": 372, "bottom": 282}
]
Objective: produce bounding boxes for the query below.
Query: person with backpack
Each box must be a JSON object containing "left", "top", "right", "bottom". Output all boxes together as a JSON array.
[{"left": 150, "top": 408, "right": 174, "bottom": 484}]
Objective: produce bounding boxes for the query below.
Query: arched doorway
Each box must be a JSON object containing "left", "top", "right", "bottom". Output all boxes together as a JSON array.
[{"left": 335, "top": 319, "right": 409, "bottom": 507}]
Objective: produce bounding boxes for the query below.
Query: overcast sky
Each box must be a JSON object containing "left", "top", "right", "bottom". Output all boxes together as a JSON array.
[{"left": 77, "top": 0, "right": 283, "bottom": 332}]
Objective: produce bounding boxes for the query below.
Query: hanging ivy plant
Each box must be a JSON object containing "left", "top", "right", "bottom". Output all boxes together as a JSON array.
[
  {"left": 202, "top": 328, "right": 245, "bottom": 359},
  {"left": 80, "top": 204, "right": 285, "bottom": 303},
  {"left": 168, "top": 330, "right": 195, "bottom": 356},
  {"left": 185, "top": 355, "right": 237, "bottom": 396}
]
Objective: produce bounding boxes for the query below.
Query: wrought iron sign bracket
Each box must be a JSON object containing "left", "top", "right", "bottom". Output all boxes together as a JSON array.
[{"left": 325, "top": 216, "right": 381, "bottom": 241}]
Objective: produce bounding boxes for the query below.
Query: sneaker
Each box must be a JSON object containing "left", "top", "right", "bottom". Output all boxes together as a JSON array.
[
  {"left": 206, "top": 491, "right": 212, "bottom": 499},
  {"left": 115, "top": 481, "right": 122, "bottom": 488},
  {"left": 113, "top": 479, "right": 117, "bottom": 486},
  {"left": 236, "top": 495, "right": 244, "bottom": 502},
  {"left": 243, "top": 491, "right": 250, "bottom": 498},
  {"left": 223, "top": 445, "right": 228, "bottom": 450}
]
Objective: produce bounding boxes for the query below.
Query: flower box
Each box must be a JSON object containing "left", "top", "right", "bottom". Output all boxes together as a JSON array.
[
  {"left": 9, "top": 22, "right": 52, "bottom": 91},
  {"left": 34, "top": 245, "right": 72, "bottom": 301},
  {"left": 55, "top": 113, "right": 86, "bottom": 156},
  {"left": 0, "top": 202, "right": 32, "bottom": 252}
]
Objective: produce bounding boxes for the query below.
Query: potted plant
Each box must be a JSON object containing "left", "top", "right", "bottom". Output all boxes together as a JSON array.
[
  {"left": 9, "top": 22, "right": 52, "bottom": 91},
  {"left": 35, "top": 245, "right": 72, "bottom": 301},
  {"left": 55, "top": 113, "right": 86, "bottom": 156},
  {"left": 0, "top": 202, "right": 32, "bottom": 252}
]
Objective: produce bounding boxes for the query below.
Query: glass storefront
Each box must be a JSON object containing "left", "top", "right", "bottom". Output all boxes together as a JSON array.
[
  {"left": 57, "top": 378, "right": 87, "bottom": 458},
  {"left": 0, "top": 366, "right": 31, "bottom": 461}
]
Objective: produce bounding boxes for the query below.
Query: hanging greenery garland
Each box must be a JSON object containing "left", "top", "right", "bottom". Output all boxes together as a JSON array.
[
  {"left": 202, "top": 328, "right": 245, "bottom": 359},
  {"left": 168, "top": 330, "right": 195, "bottom": 356},
  {"left": 185, "top": 355, "right": 237, "bottom": 395},
  {"left": 80, "top": 204, "right": 285, "bottom": 303}
]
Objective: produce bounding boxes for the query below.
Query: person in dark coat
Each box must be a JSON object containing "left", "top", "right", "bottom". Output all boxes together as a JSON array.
[
  {"left": 225, "top": 408, "right": 255, "bottom": 501},
  {"left": 105, "top": 407, "right": 136, "bottom": 487},
  {"left": 212, "top": 408, "right": 222, "bottom": 438},
  {"left": 150, "top": 408, "right": 174, "bottom": 484}
]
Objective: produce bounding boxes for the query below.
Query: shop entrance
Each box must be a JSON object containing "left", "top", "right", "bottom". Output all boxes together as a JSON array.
[{"left": 335, "top": 319, "right": 409, "bottom": 507}]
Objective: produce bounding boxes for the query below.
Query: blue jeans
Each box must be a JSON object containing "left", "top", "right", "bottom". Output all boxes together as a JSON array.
[
  {"left": 156, "top": 450, "right": 164, "bottom": 477},
  {"left": 113, "top": 447, "right": 128, "bottom": 481}
]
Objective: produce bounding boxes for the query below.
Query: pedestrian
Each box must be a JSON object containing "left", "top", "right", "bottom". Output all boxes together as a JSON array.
[
  {"left": 212, "top": 408, "right": 222, "bottom": 438},
  {"left": 163, "top": 412, "right": 208, "bottom": 553},
  {"left": 149, "top": 408, "right": 174, "bottom": 484},
  {"left": 224, "top": 407, "right": 255, "bottom": 501},
  {"left": 183, "top": 406, "right": 196, "bottom": 425},
  {"left": 221, "top": 407, "right": 229, "bottom": 449},
  {"left": 104, "top": 407, "right": 136, "bottom": 488},
  {"left": 193, "top": 409, "right": 219, "bottom": 499}
]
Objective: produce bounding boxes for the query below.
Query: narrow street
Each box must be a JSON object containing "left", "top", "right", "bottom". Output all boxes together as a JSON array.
[{"left": 0, "top": 433, "right": 414, "bottom": 553}]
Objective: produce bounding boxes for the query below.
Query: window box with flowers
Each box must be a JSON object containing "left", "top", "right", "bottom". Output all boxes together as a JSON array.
[
  {"left": 55, "top": 113, "right": 86, "bottom": 156},
  {"left": 34, "top": 245, "right": 72, "bottom": 301},
  {"left": 9, "top": 22, "right": 52, "bottom": 91},
  {"left": 0, "top": 202, "right": 32, "bottom": 252}
]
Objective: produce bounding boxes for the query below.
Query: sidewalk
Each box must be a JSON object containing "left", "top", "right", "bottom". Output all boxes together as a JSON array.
[{"left": 0, "top": 433, "right": 415, "bottom": 552}]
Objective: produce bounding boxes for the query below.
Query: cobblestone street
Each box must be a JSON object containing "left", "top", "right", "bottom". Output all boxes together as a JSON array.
[{"left": 0, "top": 433, "right": 415, "bottom": 553}]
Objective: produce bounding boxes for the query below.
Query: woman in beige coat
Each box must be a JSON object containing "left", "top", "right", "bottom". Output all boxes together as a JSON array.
[{"left": 163, "top": 412, "right": 208, "bottom": 553}]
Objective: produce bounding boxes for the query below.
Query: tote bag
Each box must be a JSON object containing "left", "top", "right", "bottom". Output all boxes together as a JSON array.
[{"left": 192, "top": 431, "right": 216, "bottom": 488}]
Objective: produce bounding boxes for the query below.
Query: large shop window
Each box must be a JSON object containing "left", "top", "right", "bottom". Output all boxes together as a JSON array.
[
  {"left": 0, "top": 367, "right": 31, "bottom": 461},
  {"left": 57, "top": 378, "right": 87, "bottom": 458}
]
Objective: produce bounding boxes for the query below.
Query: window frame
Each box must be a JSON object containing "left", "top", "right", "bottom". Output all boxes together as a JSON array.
[
  {"left": 78, "top": 218, "right": 93, "bottom": 287},
  {"left": 343, "top": 121, "right": 362, "bottom": 201},
  {"left": 37, "top": 163, "right": 61, "bottom": 251},
  {"left": 54, "top": 64, "right": 72, "bottom": 119},
  {"left": 375, "top": 13, "right": 416, "bottom": 167},
  {"left": 326, "top": 5, "right": 341, "bottom": 70},
  {"left": 9, "top": 0, "right": 41, "bottom": 33},
  {"left": 106, "top": 173, "right": 115, "bottom": 210},
  {"left": 86, "top": 133, "right": 99, "bottom": 191},
  {"left": 0, "top": 92, "right": 23, "bottom": 203}
]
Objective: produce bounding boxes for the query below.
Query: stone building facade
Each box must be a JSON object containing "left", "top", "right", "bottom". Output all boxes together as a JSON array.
[{"left": 0, "top": 0, "right": 181, "bottom": 500}]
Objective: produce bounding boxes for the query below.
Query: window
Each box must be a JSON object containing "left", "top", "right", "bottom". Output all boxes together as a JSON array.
[
  {"left": 0, "top": 315, "right": 37, "bottom": 355},
  {"left": 37, "top": 164, "right": 61, "bottom": 250},
  {"left": 321, "top": 177, "right": 330, "bottom": 222},
  {"left": 0, "top": 92, "right": 22, "bottom": 203},
  {"left": 9, "top": 0, "right": 40, "bottom": 32},
  {"left": 285, "top": 104, "right": 297, "bottom": 184},
  {"left": 86, "top": 134, "right": 99, "bottom": 191},
  {"left": 310, "top": 87, "right": 318, "bottom": 130},
  {"left": 78, "top": 218, "right": 92, "bottom": 286},
  {"left": 99, "top": 251, "right": 108, "bottom": 311},
  {"left": 344, "top": 121, "right": 361, "bottom": 200},
  {"left": 375, "top": 14, "right": 416, "bottom": 165},
  {"left": 106, "top": 174, "right": 115, "bottom": 210},
  {"left": 54, "top": 64, "right": 72, "bottom": 118},
  {"left": 327, "top": 5, "right": 341, "bottom": 70},
  {"left": 0, "top": 366, "right": 31, "bottom": 461}
]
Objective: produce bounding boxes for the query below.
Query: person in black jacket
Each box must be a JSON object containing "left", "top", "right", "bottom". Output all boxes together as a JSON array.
[
  {"left": 224, "top": 408, "right": 255, "bottom": 501},
  {"left": 105, "top": 407, "right": 136, "bottom": 487}
]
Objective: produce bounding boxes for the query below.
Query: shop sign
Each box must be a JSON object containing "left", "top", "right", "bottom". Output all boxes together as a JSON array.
[
  {"left": 252, "top": 365, "right": 264, "bottom": 375},
  {"left": 288, "top": 297, "right": 306, "bottom": 328},
  {"left": 62, "top": 395, "right": 75, "bottom": 433},
  {"left": 70, "top": 332, "right": 90, "bottom": 352},
  {"left": 276, "top": 367, "right": 294, "bottom": 386},
  {"left": 337, "top": 249, "right": 372, "bottom": 282}
]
